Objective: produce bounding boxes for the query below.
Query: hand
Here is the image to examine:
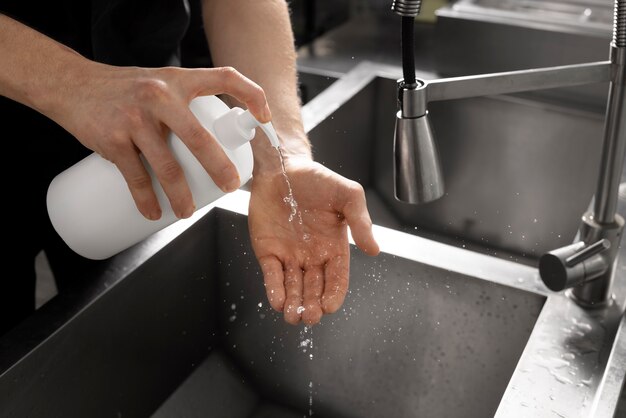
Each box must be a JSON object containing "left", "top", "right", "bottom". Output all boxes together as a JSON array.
[
  {"left": 48, "top": 64, "right": 271, "bottom": 220},
  {"left": 248, "top": 156, "right": 380, "bottom": 325}
]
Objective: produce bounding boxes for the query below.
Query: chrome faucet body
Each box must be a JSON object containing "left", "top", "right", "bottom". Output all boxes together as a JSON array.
[{"left": 392, "top": 0, "right": 626, "bottom": 307}]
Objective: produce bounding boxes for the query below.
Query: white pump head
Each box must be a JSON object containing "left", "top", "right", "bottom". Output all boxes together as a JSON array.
[{"left": 213, "top": 107, "right": 280, "bottom": 150}]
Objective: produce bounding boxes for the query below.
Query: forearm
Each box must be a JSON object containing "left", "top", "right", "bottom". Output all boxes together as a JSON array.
[
  {"left": 202, "top": 0, "right": 312, "bottom": 174},
  {"left": 0, "top": 14, "right": 98, "bottom": 120}
]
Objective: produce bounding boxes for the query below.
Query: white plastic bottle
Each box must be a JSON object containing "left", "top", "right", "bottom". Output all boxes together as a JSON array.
[{"left": 46, "top": 95, "right": 279, "bottom": 260}]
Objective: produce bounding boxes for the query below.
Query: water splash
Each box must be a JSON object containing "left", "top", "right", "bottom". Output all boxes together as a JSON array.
[
  {"left": 229, "top": 303, "right": 237, "bottom": 322},
  {"left": 550, "top": 370, "right": 574, "bottom": 385},
  {"left": 308, "top": 381, "right": 314, "bottom": 417},
  {"left": 299, "top": 326, "right": 315, "bottom": 417}
]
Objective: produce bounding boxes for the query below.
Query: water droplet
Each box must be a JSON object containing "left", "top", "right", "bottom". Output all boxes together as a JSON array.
[{"left": 551, "top": 370, "right": 574, "bottom": 385}]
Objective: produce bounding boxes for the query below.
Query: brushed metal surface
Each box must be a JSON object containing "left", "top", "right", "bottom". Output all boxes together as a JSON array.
[
  {"left": 305, "top": 66, "right": 605, "bottom": 261},
  {"left": 216, "top": 212, "right": 544, "bottom": 418}
]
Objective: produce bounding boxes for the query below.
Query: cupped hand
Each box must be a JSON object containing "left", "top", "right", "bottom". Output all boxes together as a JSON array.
[
  {"left": 248, "top": 156, "right": 380, "bottom": 325},
  {"left": 49, "top": 64, "right": 270, "bottom": 220}
]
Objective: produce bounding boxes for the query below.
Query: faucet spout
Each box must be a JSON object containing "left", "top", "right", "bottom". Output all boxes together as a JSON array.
[
  {"left": 394, "top": 80, "right": 444, "bottom": 204},
  {"left": 394, "top": 111, "right": 444, "bottom": 203}
]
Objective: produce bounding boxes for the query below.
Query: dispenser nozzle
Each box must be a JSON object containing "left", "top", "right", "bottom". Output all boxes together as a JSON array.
[
  {"left": 260, "top": 122, "right": 281, "bottom": 148},
  {"left": 237, "top": 110, "right": 281, "bottom": 148}
]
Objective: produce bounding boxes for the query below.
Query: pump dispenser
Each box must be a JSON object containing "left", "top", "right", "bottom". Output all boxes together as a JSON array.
[{"left": 47, "top": 95, "right": 279, "bottom": 260}]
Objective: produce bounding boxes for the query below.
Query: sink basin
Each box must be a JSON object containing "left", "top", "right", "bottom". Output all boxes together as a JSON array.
[
  {"left": 0, "top": 206, "right": 545, "bottom": 418},
  {"left": 207, "top": 213, "right": 543, "bottom": 418}
]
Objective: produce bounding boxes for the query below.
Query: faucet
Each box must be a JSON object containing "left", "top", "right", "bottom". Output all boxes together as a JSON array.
[{"left": 391, "top": 0, "right": 626, "bottom": 307}]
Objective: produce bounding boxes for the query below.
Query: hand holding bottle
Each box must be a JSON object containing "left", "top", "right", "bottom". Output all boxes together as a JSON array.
[{"left": 46, "top": 64, "right": 271, "bottom": 220}]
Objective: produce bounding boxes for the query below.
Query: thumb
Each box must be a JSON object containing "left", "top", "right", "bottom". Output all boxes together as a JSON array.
[{"left": 338, "top": 182, "right": 380, "bottom": 256}]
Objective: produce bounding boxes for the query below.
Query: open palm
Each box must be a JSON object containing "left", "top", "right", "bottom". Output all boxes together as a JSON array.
[{"left": 248, "top": 157, "right": 379, "bottom": 325}]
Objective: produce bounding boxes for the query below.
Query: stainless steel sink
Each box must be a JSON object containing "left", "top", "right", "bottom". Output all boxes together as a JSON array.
[
  {"left": 0, "top": 57, "right": 625, "bottom": 418},
  {"left": 212, "top": 213, "right": 543, "bottom": 418},
  {"left": 0, "top": 204, "right": 545, "bottom": 418}
]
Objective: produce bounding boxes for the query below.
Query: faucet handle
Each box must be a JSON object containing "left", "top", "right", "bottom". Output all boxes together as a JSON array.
[
  {"left": 564, "top": 239, "right": 610, "bottom": 266},
  {"left": 539, "top": 239, "right": 610, "bottom": 291}
]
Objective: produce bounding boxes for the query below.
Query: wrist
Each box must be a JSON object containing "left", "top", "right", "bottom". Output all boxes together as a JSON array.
[
  {"left": 252, "top": 130, "right": 312, "bottom": 176},
  {"left": 31, "top": 52, "right": 102, "bottom": 119}
]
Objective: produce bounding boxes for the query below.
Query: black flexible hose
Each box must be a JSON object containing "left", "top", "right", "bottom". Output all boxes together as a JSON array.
[{"left": 401, "top": 16, "right": 416, "bottom": 87}]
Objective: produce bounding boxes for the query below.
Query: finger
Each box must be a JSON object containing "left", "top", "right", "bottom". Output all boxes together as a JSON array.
[
  {"left": 113, "top": 145, "right": 161, "bottom": 220},
  {"left": 185, "top": 67, "right": 271, "bottom": 122},
  {"left": 321, "top": 256, "right": 350, "bottom": 314},
  {"left": 259, "top": 256, "right": 286, "bottom": 312},
  {"left": 133, "top": 127, "right": 195, "bottom": 219},
  {"left": 338, "top": 182, "right": 380, "bottom": 256},
  {"left": 283, "top": 261, "right": 304, "bottom": 325},
  {"left": 302, "top": 266, "right": 324, "bottom": 325},
  {"left": 159, "top": 104, "right": 241, "bottom": 194}
]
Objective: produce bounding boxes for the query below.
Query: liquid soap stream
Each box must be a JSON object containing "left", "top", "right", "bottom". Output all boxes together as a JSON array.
[
  {"left": 277, "top": 148, "right": 313, "bottom": 416},
  {"left": 277, "top": 147, "right": 303, "bottom": 225}
]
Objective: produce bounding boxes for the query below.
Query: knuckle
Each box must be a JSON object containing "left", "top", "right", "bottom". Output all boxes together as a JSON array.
[
  {"left": 216, "top": 66, "right": 241, "bottom": 87},
  {"left": 122, "top": 107, "right": 147, "bottom": 129},
  {"left": 284, "top": 275, "right": 298, "bottom": 287},
  {"left": 135, "top": 78, "right": 170, "bottom": 102},
  {"left": 220, "top": 66, "right": 239, "bottom": 78},
  {"left": 241, "top": 82, "right": 266, "bottom": 105},
  {"left": 184, "top": 126, "right": 209, "bottom": 151},
  {"left": 253, "top": 84, "right": 266, "bottom": 101},
  {"left": 159, "top": 159, "right": 184, "bottom": 183},
  {"left": 106, "top": 133, "right": 131, "bottom": 156},
  {"left": 126, "top": 173, "right": 152, "bottom": 190},
  {"left": 349, "top": 181, "right": 366, "bottom": 198}
]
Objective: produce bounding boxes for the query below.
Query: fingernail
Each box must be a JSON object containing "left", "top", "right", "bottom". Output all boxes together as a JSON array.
[
  {"left": 263, "top": 104, "right": 272, "bottom": 121},
  {"left": 149, "top": 209, "right": 162, "bottom": 221},
  {"left": 223, "top": 176, "right": 240, "bottom": 193},
  {"left": 181, "top": 203, "right": 196, "bottom": 219}
]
